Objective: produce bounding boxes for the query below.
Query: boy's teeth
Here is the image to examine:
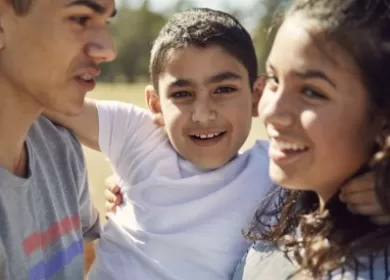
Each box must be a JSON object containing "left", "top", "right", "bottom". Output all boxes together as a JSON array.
[{"left": 193, "top": 132, "right": 222, "bottom": 139}]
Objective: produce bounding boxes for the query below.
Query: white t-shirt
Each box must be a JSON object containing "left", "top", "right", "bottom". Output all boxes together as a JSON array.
[{"left": 88, "top": 101, "right": 273, "bottom": 280}]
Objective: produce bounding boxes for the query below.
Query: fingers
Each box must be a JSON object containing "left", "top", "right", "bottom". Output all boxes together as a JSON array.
[
  {"left": 105, "top": 201, "right": 116, "bottom": 213},
  {"left": 104, "top": 186, "right": 122, "bottom": 205},
  {"left": 370, "top": 215, "right": 390, "bottom": 225},
  {"left": 339, "top": 189, "right": 377, "bottom": 205},
  {"left": 104, "top": 175, "right": 123, "bottom": 220},
  {"left": 340, "top": 172, "right": 375, "bottom": 195},
  {"left": 347, "top": 203, "right": 382, "bottom": 216}
]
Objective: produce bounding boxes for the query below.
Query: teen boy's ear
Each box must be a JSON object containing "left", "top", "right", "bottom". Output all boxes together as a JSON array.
[
  {"left": 251, "top": 75, "right": 266, "bottom": 117},
  {"left": 145, "top": 85, "right": 165, "bottom": 127}
]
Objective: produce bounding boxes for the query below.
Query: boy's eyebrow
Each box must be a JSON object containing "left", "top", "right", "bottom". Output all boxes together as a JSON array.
[
  {"left": 168, "top": 72, "right": 242, "bottom": 88},
  {"left": 169, "top": 79, "right": 193, "bottom": 88},
  {"left": 206, "top": 71, "right": 242, "bottom": 84},
  {"left": 267, "top": 61, "right": 336, "bottom": 89},
  {"left": 66, "top": 0, "right": 117, "bottom": 17}
]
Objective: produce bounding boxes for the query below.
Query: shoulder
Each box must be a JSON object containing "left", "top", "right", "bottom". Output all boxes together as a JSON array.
[
  {"left": 233, "top": 241, "right": 296, "bottom": 280},
  {"left": 248, "top": 140, "right": 269, "bottom": 159},
  {"left": 29, "top": 116, "right": 85, "bottom": 167},
  {"left": 327, "top": 253, "right": 390, "bottom": 280}
]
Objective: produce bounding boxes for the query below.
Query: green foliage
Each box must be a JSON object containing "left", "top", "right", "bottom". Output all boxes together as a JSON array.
[
  {"left": 99, "top": 0, "right": 290, "bottom": 83},
  {"left": 99, "top": 2, "right": 166, "bottom": 82}
]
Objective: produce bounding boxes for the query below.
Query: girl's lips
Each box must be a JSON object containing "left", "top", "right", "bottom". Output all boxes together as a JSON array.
[{"left": 269, "top": 145, "right": 309, "bottom": 165}]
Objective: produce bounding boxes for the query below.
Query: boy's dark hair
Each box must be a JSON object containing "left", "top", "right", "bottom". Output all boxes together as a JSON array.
[
  {"left": 149, "top": 8, "right": 258, "bottom": 92},
  {"left": 246, "top": 0, "right": 390, "bottom": 278},
  {"left": 9, "top": 0, "right": 32, "bottom": 15}
]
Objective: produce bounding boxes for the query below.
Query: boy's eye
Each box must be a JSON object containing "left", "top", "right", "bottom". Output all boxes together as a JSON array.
[
  {"left": 69, "top": 16, "right": 91, "bottom": 26},
  {"left": 215, "top": 87, "right": 236, "bottom": 94},
  {"left": 170, "top": 91, "right": 192, "bottom": 99}
]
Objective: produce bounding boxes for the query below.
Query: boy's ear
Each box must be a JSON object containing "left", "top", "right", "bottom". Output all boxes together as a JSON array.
[
  {"left": 251, "top": 75, "right": 266, "bottom": 117},
  {"left": 145, "top": 85, "right": 165, "bottom": 127}
]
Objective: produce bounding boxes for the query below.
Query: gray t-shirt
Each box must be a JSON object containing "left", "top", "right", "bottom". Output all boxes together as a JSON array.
[
  {"left": 0, "top": 116, "right": 100, "bottom": 280},
  {"left": 233, "top": 241, "right": 390, "bottom": 280}
]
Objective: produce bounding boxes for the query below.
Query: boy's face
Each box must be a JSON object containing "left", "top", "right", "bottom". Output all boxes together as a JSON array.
[
  {"left": 147, "top": 45, "right": 260, "bottom": 169},
  {"left": 0, "top": 0, "right": 116, "bottom": 115}
]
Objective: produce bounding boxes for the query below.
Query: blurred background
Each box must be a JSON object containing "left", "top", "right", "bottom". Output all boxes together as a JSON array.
[{"left": 85, "top": 0, "right": 288, "bottom": 222}]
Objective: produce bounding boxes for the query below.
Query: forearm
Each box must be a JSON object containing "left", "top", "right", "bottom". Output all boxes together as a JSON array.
[
  {"left": 84, "top": 240, "right": 96, "bottom": 276},
  {"left": 45, "top": 99, "right": 100, "bottom": 150}
]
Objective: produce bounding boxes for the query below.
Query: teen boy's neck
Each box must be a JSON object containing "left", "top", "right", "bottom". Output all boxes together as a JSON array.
[{"left": 0, "top": 80, "right": 42, "bottom": 175}]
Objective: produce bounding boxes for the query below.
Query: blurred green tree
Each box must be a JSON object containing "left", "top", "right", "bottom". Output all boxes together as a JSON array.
[
  {"left": 99, "top": 0, "right": 290, "bottom": 83},
  {"left": 100, "top": 0, "right": 166, "bottom": 82}
]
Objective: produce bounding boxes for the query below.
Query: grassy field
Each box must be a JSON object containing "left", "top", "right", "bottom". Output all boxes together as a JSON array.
[{"left": 84, "top": 83, "right": 267, "bottom": 222}]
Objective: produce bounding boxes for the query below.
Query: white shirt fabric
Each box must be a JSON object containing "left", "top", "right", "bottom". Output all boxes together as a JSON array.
[{"left": 88, "top": 101, "right": 273, "bottom": 280}]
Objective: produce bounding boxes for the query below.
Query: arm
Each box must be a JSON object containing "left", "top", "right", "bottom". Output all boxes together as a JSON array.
[
  {"left": 44, "top": 98, "right": 100, "bottom": 151},
  {"left": 84, "top": 241, "right": 96, "bottom": 276}
]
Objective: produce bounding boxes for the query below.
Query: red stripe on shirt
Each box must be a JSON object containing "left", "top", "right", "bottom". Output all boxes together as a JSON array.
[{"left": 23, "top": 213, "right": 80, "bottom": 256}]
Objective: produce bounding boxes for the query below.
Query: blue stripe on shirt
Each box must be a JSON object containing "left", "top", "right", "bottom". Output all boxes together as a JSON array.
[{"left": 29, "top": 239, "right": 84, "bottom": 280}]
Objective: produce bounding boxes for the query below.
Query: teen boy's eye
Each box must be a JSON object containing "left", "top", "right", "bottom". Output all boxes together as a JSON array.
[
  {"left": 69, "top": 16, "right": 91, "bottom": 26},
  {"left": 215, "top": 87, "right": 236, "bottom": 94}
]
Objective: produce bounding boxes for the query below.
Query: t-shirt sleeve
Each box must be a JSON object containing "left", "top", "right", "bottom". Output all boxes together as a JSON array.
[
  {"left": 66, "top": 128, "right": 101, "bottom": 241},
  {"left": 78, "top": 167, "right": 101, "bottom": 241},
  {"left": 96, "top": 100, "right": 161, "bottom": 167},
  {"left": 0, "top": 242, "right": 8, "bottom": 280}
]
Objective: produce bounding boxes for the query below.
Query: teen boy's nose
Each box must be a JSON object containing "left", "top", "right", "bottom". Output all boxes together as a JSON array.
[
  {"left": 85, "top": 29, "right": 116, "bottom": 64},
  {"left": 191, "top": 100, "right": 216, "bottom": 124},
  {"left": 261, "top": 90, "right": 294, "bottom": 128}
]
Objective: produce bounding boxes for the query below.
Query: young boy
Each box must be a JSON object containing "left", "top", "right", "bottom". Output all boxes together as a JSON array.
[{"left": 48, "top": 8, "right": 271, "bottom": 280}]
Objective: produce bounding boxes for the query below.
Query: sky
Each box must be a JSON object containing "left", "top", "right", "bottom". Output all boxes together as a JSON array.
[{"left": 116, "top": 0, "right": 263, "bottom": 31}]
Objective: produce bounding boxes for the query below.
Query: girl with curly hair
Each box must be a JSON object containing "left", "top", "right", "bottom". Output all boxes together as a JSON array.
[{"left": 233, "top": 0, "right": 390, "bottom": 279}]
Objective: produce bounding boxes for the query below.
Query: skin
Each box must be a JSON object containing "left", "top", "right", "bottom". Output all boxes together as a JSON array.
[
  {"left": 259, "top": 16, "right": 381, "bottom": 208},
  {"left": 0, "top": 0, "right": 116, "bottom": 273},
  {"left": 0, "top": 0, "right": 116, "bottom": 174},
  {"left": 146, "top": 45, "right": 261, "bottom": 170}
]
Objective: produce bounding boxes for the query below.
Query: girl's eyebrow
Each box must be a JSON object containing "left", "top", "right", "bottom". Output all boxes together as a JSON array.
[{"left": 266, "top": 61, "right": 336, "bottom": 89}]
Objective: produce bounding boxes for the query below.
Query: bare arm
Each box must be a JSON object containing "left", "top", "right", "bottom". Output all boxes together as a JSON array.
[{"left": 44, "top": 99, "right": 100, "bottom": 150}]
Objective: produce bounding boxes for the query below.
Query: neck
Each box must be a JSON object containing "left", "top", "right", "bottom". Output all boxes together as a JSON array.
[
  {"left": 317, "top": 188, "right": 339, "bottom": 213},
  {"left": 0, "top": 79, "right": 43, "bottom": 175}
]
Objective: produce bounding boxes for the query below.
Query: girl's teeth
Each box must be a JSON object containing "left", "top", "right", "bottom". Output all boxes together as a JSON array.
[{"left": 272, "top": 140, "right": 307, "bottom": 151}]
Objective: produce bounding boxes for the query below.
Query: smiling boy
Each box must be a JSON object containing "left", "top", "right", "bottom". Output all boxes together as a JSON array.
[{"left": 47, "top": 8, "right": 273, "bottom": 280}]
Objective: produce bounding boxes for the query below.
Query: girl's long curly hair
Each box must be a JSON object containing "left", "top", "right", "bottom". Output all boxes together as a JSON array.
[{"left": 246, "top": 0, "right": 390, "bottom": 278}]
